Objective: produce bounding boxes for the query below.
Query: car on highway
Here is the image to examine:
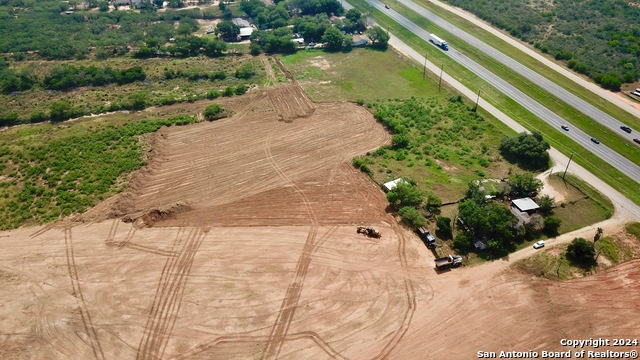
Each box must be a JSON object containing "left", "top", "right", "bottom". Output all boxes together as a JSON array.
[
  {"left": 533, "top": 240, "right": 545, "bottom": 249},
  {"left": 634, "top": 138, "right": 640, "bottom": 145},
  {"left": 561, "top": 125, "right": 569, "bottom": 131},
  {"left": 385, "top": 4, "right": 390, "bottom": 9},
  {"left": 591, "top": 137, "right": 600, "bottom": 144},
  {"left": 621, "top": 125, "right": 632, "bottom": 133}
]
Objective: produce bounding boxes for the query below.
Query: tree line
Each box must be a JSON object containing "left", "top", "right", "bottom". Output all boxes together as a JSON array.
[{"left": 0, "top": 63, "right": 146, "bottom": 93}]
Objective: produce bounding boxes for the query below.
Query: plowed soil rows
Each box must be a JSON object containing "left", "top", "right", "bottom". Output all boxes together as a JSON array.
[
  {"left": 112, "top": 84, "right": 389, "bottom": 227},
  {"left": 1, "top": 83, "right": 639, "bottom": 360}
]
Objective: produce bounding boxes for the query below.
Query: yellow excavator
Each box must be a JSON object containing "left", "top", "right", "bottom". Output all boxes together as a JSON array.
[{"left": 356, "top": 226, "right": 381, "bottom": 238}]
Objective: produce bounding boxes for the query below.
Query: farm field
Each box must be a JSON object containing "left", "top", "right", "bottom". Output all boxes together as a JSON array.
[{"left": 2, "top": 81, "right": 639, "bottom": 359}]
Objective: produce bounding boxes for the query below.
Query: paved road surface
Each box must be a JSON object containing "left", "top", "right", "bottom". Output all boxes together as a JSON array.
[{"left": 358, "top": 0, "right": 640, "bottom": 183}]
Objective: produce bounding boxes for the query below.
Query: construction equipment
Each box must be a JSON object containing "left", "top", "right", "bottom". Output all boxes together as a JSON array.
[
  {"left": 357, "top": 226, "right": 381, "bottom": 238},
  {"left": 434, "top": 254, "right": 463, "bottom": 270}
]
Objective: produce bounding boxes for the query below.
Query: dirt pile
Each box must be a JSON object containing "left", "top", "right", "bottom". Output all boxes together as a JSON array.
[{"left": 122, "top": 202, "right": 191, "bottom": 228}]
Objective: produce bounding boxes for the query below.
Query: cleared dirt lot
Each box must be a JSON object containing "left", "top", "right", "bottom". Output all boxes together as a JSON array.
[{"left": 1, "top": 84, "right": 639, "bottom": 360}]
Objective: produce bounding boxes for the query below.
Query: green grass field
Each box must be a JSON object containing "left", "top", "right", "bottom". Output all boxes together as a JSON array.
[{"left": 281, "top": 48, "right": 446, "bottom": 102}]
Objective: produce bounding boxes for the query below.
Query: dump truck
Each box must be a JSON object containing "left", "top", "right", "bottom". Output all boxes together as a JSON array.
[
  {"left": 357, "top": 226, "right": 381, "bottom": 238},
  {"left": 417, "top": 227, "right": 437, "bottom": 248},
  {"left": 429, "top": 33, "right": 448, "bottom": 50},
  {"left": 434, "top": 254, "right": 463, "bottom": 269}
]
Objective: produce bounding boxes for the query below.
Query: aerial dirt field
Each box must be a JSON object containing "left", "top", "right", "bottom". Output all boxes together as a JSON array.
[{"left": 1, "top": 83, "right": 639, "bottom": 360}]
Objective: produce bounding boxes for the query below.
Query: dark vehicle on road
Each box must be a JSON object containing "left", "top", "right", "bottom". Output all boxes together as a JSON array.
[
  {"left": 634, "top": 138, "right": 640, "bottom": 145},
  {"left": 621, "top": 125, "right": 632, "bottom": 133},
  {"left": 561, "top": 125, "right": 569, "bottom": 131},
  {"left": 591, "top": 137, "right": 600, "bottom": 144}
]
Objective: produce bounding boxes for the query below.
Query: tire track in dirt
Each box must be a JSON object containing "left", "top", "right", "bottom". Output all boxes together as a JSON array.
[
  {"left": 63, "top": 226, "right": 106, "bottom": 360},
  {"left": 104, "top": 219, "right": 178, "bottom": 257},
  {"left": 372, "top": 226, "right": 417, "bottom": 360},
  {"left": 261, "top": 130, "right": 326, "bottom": 360},
  {"left": 137, "top": 226, "right": 208, "bottom": 360},
  {"left": 169, "top": 330, "right": 345, "bottom": 360}
]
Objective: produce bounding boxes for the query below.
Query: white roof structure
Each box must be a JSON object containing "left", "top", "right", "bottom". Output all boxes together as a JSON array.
[
  {"left": 512, "top": 197, "right": 540, "bottom": 212},
  {"left": 232, "top": 18, "right": 251, "bottom": 28},
  {"left": 382, "top": 178, "right": 406, "bottom": 192},
  {"left": 239, "top": 27, "right": 254, "bottom": 37}
]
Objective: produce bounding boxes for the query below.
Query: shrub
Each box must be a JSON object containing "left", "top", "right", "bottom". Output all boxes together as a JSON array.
[
  {"left": 398, "top": 206, "right": 426, "bottom": 228},
  {"left": 436, "top": 216, "right": 452, "bottom": 239},
  {"left": 206, "top": 90, "right": 220, "bottom": 99},
  {"left": 453, "top": 233, "right": 472, "bottom": 255},
  {"left": 352, "top": 157, "right": 372, "bottom": 176},
  {"left": 203, "top": 104, "right": 224, "bottom": 120},
  {"left": 234, "top": 84, "right": 248, "bottom": 95},
  {"left": 543, "top": 215, "right": 562, "bottom": 236},
  {"left": 566, "top": 237, "right": 596, "bottom": 268},
  {"left": 386, "top": 181, "right": 423, "bottom": 209}
]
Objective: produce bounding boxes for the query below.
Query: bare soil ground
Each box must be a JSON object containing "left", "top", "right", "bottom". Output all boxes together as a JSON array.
[{"left": 1, "top": 82, "right": 639, "bottom": 360}]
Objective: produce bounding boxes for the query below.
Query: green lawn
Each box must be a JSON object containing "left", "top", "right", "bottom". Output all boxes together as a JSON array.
[{"left": 281, "top": 48, "right": 446, "bottom": 102}]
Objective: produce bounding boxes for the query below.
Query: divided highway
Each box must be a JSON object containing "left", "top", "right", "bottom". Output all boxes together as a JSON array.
[{"left": 361, "top": 0, "right": 640, "bottom": 183}]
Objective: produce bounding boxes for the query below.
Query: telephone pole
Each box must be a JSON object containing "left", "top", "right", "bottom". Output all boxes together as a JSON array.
[{"left": 563, "top": 152, "right": 574, "bottom": 180}]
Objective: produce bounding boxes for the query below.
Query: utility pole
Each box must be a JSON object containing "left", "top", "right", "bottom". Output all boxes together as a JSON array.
[
  {"left": 438, "top": 63, "right": 443, "bottom": 90},
  {"left": 474, "top": 89, "right": 480, "bottom": 112},
  {"left": 562, "top": 152, "right": 574, "bottom": 180}
]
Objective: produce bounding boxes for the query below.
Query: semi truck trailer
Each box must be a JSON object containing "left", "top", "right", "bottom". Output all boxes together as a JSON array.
[{"left": 429, "top": 33, "right": 449, "bottom": 50}]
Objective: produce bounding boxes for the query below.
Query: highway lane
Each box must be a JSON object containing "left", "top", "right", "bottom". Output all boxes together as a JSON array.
[
  {"left": 395, "top": 0, "right": 640, "bottom": 143},
  {"left": 361, "top": 0, "right": 640, "bottom": 182}
]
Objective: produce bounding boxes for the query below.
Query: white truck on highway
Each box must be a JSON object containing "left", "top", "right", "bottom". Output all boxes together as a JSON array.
[{"left": 429, "top": 33, "right": 448, "bottom": 50}]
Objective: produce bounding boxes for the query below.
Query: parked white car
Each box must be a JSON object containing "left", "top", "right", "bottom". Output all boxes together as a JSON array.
[{"left": 533, "top": 240, "right": 545, "bottom": 249}]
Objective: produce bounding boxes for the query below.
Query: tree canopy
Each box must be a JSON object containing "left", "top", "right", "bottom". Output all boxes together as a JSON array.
[
  {"left": 367, "top": 26, "right": 390, "bottom": 49},
  {"left": 499, "top": 131, "right": 550, "bottom": 170},
  {"left": 386, "top": 181, "right": 423, "bottom": 209},
  {"left": 508, "top": 173, "right": 543, "bottom": 198},
  {"left": 566, "top": 237, "right": 596, "bottom": 268}
]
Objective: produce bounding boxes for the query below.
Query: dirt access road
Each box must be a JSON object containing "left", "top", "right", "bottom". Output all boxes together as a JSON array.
[{"left": 1, "top": 82, "right": 639, "bottom": 360}]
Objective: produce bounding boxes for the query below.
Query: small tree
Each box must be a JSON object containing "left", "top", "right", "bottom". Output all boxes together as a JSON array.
[
  {"left": 366, "top": 26, "right": 390, "bottom": 49},
  {"left": 508, "top": 173, "right": 543, "bottom": 198},
  {"left": 594, "top": 227, "right": 603, "bottom": 242},
  {"left": 543, "top": 215, "right": 562, "bottom": 236},
  {"left": 322, "top": 27, "right": 345, "bottom": 51},
  {"left": 386, "top": 181, "right": 423, "bottom": 209},
  {"left": 49, "top": 101, "right": 71, "bottom": 122},
  {"left": 398, "top": 206, "right": 426, "bottom": 228},
  {"left": 203, "top": 104, "right": 224, "bottom": 120},
  {"left": 453, "top": 233, "right": 472, "bottom": 255},
  {"left": 424, "top": 193, "right": 442, "bottom": 216},
  {"left": 566, "top": 237, "right": 596, "bottom": 268},
  {"left": 216, "top": 20, "right": 240, "bottom": 41},
  {"left": 436, "top": 216, "right": 452, "bottom": 239},
  {"left": 499, "top": 131, "right": 550, "bottom": 170},
  {"left": 537, "top": 194, "right": 554, "bottom": 215},
  {"left": 128, "top": 92, "right": 147, "bottom": 110}
]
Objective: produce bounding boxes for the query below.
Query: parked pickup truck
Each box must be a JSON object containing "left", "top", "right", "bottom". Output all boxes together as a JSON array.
[{"left": 434, "top": 255, "right": 463, "bottom": 269}]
